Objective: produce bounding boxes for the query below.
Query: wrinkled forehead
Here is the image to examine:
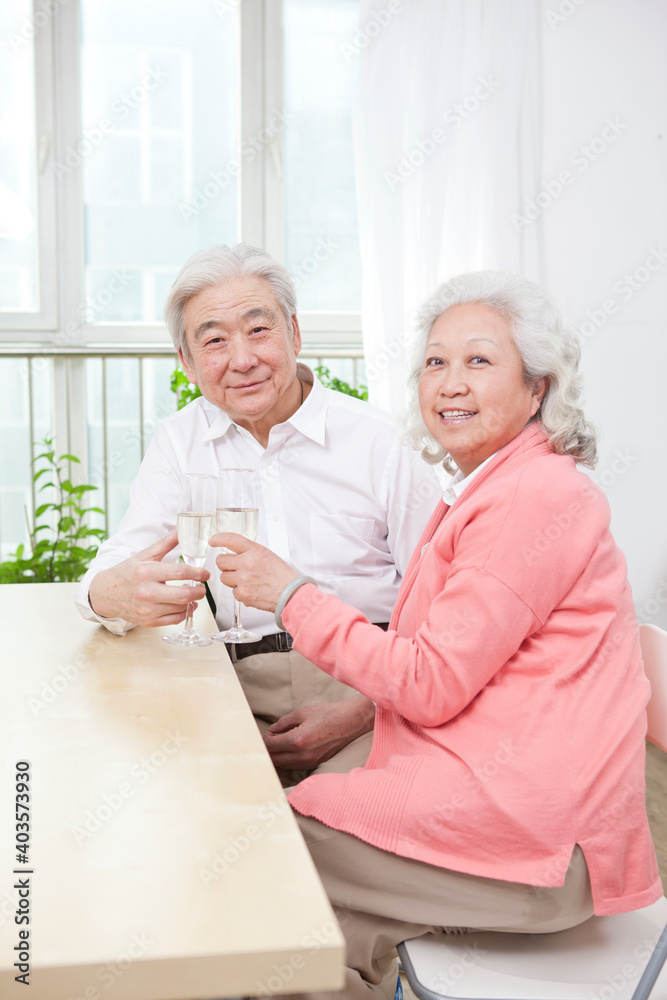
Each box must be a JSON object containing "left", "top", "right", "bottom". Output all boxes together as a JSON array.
[
  {"left": 425, "top": 302, "right": 516, "bottom": 348},
  {"left": 183, "top": 276, "right": 287, "bottom": 340}
]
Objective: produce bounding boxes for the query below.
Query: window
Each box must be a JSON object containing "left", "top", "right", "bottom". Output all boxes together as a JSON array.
[
  {"left": 80, "top": 0, "right": 240, "bottom": 324},
  {"left": 283, "top": 0, "right": 361, "bottom": 312},
  {"left": 0, "top": 0, "right": 57, "bottom": 329},
  {"left": 0, "top": 0, "right": 363, "bottom": 553}
]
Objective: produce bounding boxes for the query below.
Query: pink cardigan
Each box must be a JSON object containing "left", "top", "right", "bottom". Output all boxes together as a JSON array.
[{"left": 285, "top": 423, "right": 663, "bottom": 915}]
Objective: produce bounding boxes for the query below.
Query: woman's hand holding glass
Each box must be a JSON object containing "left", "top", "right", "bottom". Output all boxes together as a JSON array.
[
  {"left": 210, "top": 469, "right": 265, "bottom": 643},
  {"left": 210, "top": 533, "right": 299, "bottom": 615}
]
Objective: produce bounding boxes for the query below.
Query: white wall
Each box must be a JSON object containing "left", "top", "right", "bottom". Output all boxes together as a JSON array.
[{"left": 541, "top": 0, "right": 667, "bottom": 626}]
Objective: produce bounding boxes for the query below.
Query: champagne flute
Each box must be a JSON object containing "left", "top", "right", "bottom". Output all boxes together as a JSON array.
[
  {"left": 163, "top": 473, "right": 216, "bottom": 648},
  {"left": 211, "top": 468, "right": 261, "bottom": 644}
]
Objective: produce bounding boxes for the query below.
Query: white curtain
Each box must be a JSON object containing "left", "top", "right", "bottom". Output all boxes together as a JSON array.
[{"left": 354, "top": 0, "right": 543, "bottom": 414}]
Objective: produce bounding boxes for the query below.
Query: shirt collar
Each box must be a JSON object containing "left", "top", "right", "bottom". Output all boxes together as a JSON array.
[
  {"left": 201, "top": 363, "right": 328, "bottom": 446},
  {"left": 442, "top": 452, "right": 497, "bottom": 507}
]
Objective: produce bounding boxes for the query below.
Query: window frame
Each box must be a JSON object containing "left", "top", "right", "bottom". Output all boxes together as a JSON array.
[
  {"left": 0, "top": 0, "right": 362, "bottom": 350},
  {"left": 0, "top": 4, "right": 58, "bottom": 333}
]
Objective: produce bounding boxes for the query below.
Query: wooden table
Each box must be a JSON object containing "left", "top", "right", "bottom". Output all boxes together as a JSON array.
[{"left": 0, "top": 583, "right": 344, "bottom": 999}]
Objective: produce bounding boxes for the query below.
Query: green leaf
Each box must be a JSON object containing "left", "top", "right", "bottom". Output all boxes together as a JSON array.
[
  {"left": 314, "top": 365, "right": 368, "bottom": 401},
  {"left": 170, "top": 366, "right": 202, "bottom": 410},
  {"left": 4, "top": 438, "right": 107, "bottom": 583}
]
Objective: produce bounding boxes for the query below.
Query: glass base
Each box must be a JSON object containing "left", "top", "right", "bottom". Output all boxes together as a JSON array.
[
  {"left": 210, "top": 626, "right": 261, "bottom": 644},
  {"left": 163, "top": 631, "right": 212, "bottom": 647}
]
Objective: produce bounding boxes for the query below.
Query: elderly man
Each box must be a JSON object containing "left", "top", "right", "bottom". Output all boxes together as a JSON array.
[{"left": 76, "top": 243, "right": 437, "bottom": 779}]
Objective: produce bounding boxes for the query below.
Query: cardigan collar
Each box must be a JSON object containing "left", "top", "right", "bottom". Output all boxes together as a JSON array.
[
  {"left": 447, "top": 420, "right": 553, "bottom": 508},
  {"left": 388, "top": 422, "right": 554, "bottom": 631}
]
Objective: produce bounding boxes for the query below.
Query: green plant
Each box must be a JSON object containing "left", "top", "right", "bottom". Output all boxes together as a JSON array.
[
  {"left": 169, "top": 364, "right": 368, "bottom": 407},
  {"left": 171, "top": 367, "right": 202, "bottom": 411},
  {"left": 313, "top": 365, "right": 368, "bottom": 400},
  {"left": 0, "top": 439, "right": 107, "bottom": 583}
]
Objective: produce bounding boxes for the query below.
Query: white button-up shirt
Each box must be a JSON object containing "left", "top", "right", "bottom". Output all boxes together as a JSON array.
[
  {"left": 76, "top": 368, "right": 440, "bottom": 636},
  {"left": 441, "top": 453, "right": 496, "bottom": 508}
]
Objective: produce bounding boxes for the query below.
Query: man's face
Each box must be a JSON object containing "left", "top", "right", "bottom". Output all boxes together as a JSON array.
[{"left": 179, "top": 276, "right": 302, "bottom": 435}]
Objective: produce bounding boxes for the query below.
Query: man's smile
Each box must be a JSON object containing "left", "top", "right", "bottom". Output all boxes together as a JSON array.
[{"left": 229, "top": 377, "right": 269, "bottom": 391}]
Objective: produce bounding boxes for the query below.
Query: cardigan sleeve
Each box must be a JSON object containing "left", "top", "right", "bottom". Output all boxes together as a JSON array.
[
  {"left": 281, "top": 571, "right": 539, "bottom": 727},
  {"left": 282, "top": 464, "right": 612, "bottom": 728}
]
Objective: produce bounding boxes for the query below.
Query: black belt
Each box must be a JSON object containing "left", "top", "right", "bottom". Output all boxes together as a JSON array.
[
  {"left": 226, "top": 632, "right": 294, "bottom": 660},
  {"left": 227, "top": 621, "right": 390, "bottom": 661}
]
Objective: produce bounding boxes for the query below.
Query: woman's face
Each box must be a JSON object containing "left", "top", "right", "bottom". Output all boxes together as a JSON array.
[{"left": 418, "top": 302, "right": 545, "bottom": 476}]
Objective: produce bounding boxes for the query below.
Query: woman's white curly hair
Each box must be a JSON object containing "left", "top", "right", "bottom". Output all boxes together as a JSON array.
[{"left": 405, "top": 270, "right": 598, "bottom": 472}]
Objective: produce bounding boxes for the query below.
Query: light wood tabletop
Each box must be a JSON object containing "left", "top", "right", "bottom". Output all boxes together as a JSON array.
[{"left": 0, "top": 583, "right": 344, "bottom": 1000}]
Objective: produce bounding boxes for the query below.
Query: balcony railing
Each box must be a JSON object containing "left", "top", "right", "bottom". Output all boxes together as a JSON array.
[{"left": 0, "top": 345, "right": 365, "bottom": 557}]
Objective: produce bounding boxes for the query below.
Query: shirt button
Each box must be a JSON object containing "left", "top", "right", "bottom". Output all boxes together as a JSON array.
[{"left": 270, "top": 513, "right": 280, "bottom": 522}]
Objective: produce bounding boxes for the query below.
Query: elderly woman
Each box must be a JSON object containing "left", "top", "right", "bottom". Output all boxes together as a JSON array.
[{"left": 212, "top": 271, "right": 662, "bottom": 1000}]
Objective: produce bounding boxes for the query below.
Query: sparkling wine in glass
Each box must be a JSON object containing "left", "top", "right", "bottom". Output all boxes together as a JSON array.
[
  {"left": 211, "top": 468, "right": 261, "bottom": 644},
  {"left": 163, "top": 473, "right": 216, "bottom": 648}
]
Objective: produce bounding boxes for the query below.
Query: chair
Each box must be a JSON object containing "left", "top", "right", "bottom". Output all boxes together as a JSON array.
[{"left": 398, "top": 623, "right": 667, "bottom": 1000}]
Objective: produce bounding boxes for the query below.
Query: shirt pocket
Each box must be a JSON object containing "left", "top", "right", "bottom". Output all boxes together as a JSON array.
[{"left": 309, "top": 514, "right": 377, "bottom": 581}]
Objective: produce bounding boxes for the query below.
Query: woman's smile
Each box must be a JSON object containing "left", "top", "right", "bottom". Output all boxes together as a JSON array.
[{"left": 418, "top": 302, "right": 545, "bottom": 476}]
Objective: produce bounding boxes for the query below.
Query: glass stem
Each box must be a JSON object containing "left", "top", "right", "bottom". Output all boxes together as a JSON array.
[
  {"left": 233, "top": 598, "right": 243, "bottom": 631},
  {"left": 184, "top": 601, "right": 195, "bottom": 635}
]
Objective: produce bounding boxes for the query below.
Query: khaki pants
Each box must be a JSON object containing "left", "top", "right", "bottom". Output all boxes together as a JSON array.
[
  {"left": 229, "top": 648, "right": 373, "bottom": 782},
  {"left": 273, "top": 816, "right": 594, "bottom": 1000}
]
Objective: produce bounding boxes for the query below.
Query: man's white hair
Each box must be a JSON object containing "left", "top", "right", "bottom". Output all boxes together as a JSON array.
[{"left": 164, "top": 243, "right": 297, "bottom": 361}]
